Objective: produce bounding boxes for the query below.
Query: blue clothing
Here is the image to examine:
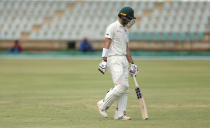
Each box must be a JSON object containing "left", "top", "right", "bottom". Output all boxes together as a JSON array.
[
  {"left": 8, "top": 48, "right": 20, "bottom": 53},
  {"left": 79, "top": 40, "right": 93, "bottom": 52}
]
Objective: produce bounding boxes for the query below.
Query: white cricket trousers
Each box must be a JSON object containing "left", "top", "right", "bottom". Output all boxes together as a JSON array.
[{"left": 101, "top": 56, "right": 129, "bottom": 118}]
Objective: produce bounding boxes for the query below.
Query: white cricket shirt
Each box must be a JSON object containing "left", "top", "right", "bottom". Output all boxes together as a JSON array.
[{"left": 105, "top": 20, "right": 129, "bottom": 57}]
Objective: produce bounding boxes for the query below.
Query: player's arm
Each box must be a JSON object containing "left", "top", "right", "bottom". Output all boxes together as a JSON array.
[
  {"left": 126, "top": 44, "right": 134, "bottom": 64},
  {"left": 102, "top": 38, "right": 112, "bottom": 62},
  {"left": 126, "top": 44, "right": 138, "bottom": 75},
  {"left": 98, "top": 23, "right": 113, "bottom": 75},
  {"left": 98, "top": 38, "right": 111, "bottom": 74}
]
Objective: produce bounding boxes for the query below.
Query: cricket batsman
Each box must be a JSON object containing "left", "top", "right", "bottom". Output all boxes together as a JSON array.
[{"left": 97, "top": 7, "right": 138, "bottom": 120}]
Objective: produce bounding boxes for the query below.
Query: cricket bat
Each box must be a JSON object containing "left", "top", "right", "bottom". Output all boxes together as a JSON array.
[{"left": 133, "top": 75, "right": 149, "bottom": 120}]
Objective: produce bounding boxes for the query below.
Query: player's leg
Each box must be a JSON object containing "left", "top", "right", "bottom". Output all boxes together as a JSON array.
[
  {"left": 97, "top": 57, "right": 128, "bottom": 117},
  {"left": 97, "top": 83, "right": 128, "bottom": 112},
  {"left": 114, "top": 87, "right": 130, "bottom": 120},
  {"left": 114, "top": 57, "right": 131, "bottom": 120},
  {"left": 97, "top": 85, "right": 128, "bottom": 118},
  {"left": 114, "top": 77, "right": 129, "bottom": 119}
]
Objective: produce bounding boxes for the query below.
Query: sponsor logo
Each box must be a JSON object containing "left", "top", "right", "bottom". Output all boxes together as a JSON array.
[{"left": 117, "top": 30, "right": 122, "bottom": 33}]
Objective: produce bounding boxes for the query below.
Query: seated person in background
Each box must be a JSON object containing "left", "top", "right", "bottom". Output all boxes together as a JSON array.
[
  {"left": 8, "top": 40, "right": 22, "bottom": 53},
  {"left": 79, "top": 37, "right": 93, "bottom": 52}
]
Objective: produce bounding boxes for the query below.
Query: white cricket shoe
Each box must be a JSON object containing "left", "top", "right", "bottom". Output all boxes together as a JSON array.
[
  {"left": 97, "top": 100, "right": 108, "bottom": 118},
  {"left": 115, "top": 115, "right": 131, "bottom": 120},
  {"left": 121, "top": 115, "right": 131, "bottom": 120}
]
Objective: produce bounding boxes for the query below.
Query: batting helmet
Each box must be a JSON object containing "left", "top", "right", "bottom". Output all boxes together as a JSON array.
[{"left": 118, "top": 7, "right": 136, "bottom": 20}]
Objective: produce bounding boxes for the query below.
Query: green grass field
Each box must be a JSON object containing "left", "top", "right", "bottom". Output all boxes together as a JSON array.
[{"left": 0, "top": 58, "right": 210, "bottom": 128}]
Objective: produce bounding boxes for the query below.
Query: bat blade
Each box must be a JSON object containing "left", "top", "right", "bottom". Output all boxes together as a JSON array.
[
  {"left": 134, "top": 76, "right": 149, "bottom": 120},
  {"left": 138, "top": 97, "right": 149, "bottom": 120}
]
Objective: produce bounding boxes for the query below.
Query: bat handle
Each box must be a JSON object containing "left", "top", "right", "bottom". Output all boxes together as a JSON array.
[{"left": 132, "top": 75, "right": 139, "bottom": 88}]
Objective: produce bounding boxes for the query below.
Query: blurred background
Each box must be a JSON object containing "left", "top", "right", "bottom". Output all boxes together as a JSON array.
[
  {"left": 0, "top": 1, "right": 210, "bottom": 128},
  {"left": 0, "top": 0, "right": 209, "bottom": 55}
]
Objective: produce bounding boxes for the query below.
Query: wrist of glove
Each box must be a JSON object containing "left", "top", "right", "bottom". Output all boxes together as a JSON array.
[
  {"left": 98, "top": 60, "right": 107, "bottom": 74},
  {"left": 129, "top": 63, "right": 138, "bottom": 76}
]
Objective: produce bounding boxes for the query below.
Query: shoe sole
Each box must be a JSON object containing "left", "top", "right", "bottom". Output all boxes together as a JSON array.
[
  {"left": 117, "top": 116, "right": 131, "bottom": 120},
  {"left": 122, "top": 118, "right": 131, "bottom": 120}
]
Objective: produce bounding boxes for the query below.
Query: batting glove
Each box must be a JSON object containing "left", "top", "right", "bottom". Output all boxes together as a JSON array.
[
  {"left": 98, "top": 61, "right": 107, "bottom": 74},
  {"left": 129, "top": 63, "right": 138, "bottom": 76}
]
